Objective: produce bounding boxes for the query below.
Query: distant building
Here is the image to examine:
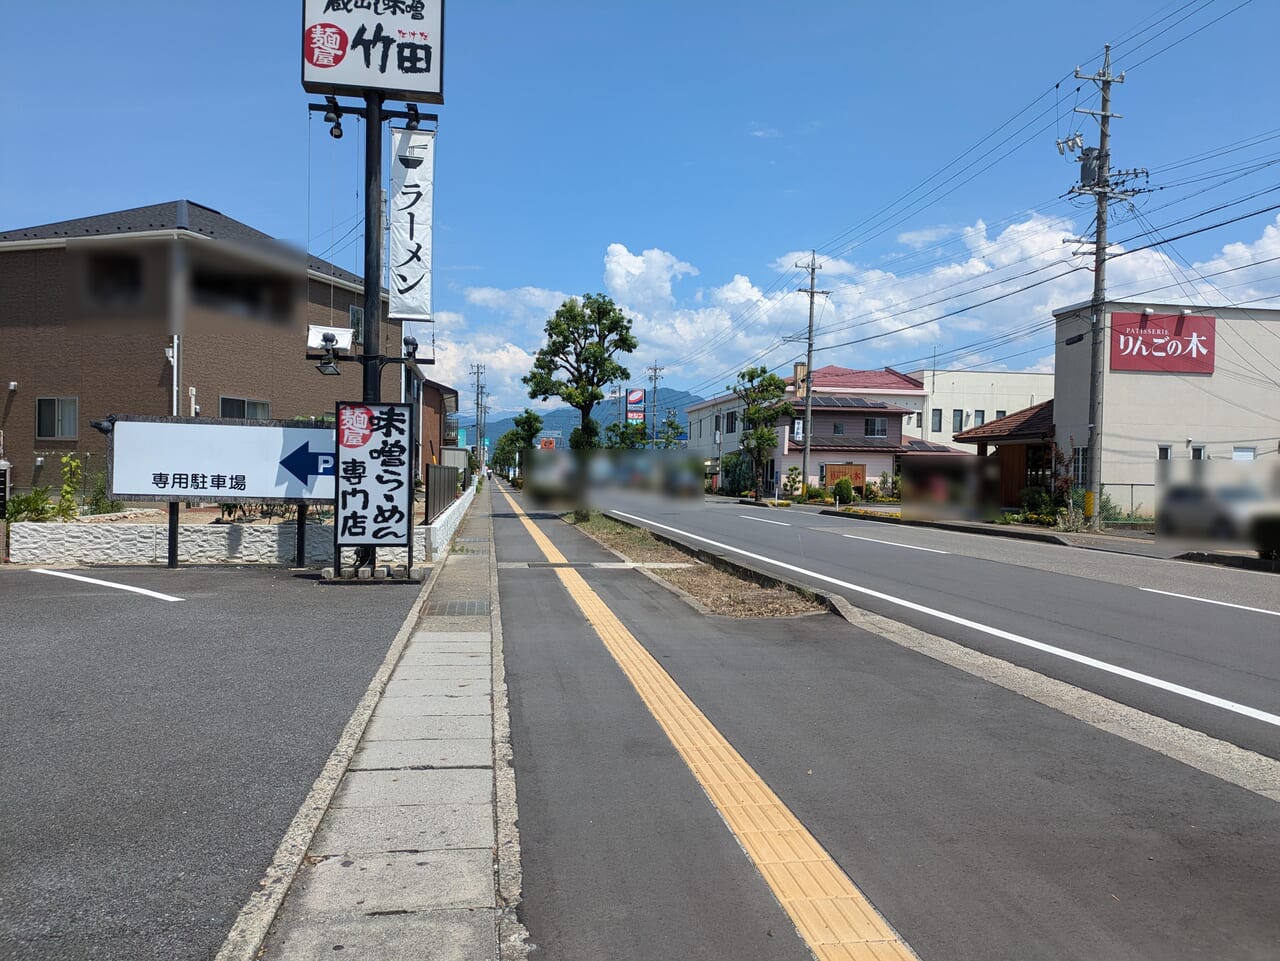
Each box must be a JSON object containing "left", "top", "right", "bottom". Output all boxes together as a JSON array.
[
  {"left": 685, "top": 364, "right": 957, "bottom": 495},
  {"left": 0, "top": 200, "right": 458, "bottom": 497},
  {"left": 906, "top": 368, "right": 1054, "bottom": 446}
]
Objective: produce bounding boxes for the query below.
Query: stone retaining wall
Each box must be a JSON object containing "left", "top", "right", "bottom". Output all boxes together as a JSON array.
[{"left": 7, "top": 484, "right": 476, "bottom": 567}]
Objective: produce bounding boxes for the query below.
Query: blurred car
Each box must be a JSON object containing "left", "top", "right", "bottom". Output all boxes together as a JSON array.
[{"left": 1156, "top": 482, "right": 1280, "bottom": 557}]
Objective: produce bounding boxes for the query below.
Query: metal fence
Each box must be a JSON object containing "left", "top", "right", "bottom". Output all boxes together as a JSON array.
[{"left": 425, "top": 464, "right": 461, "bottom": 523}]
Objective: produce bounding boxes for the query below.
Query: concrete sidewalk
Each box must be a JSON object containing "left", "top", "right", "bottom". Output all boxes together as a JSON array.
[{"left": 256, "top": 484, "right": 527, "bottom": 960}]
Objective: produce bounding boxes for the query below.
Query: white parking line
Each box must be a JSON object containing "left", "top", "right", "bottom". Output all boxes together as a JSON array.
[
  {"left": 738, "top": 514, "right": 791, "bottom": 527},
  {"left": 1140, "top": 587, "right": 1280, "bottom": 618},
  {"left": 842, "top": 533, "right": 948, "bottom": 554},
  {"left": 611, "top": 510, "right": 1280, "bottom": 729},
  {"left": 31, "top": 569, "right": 184, "bottom": 603}
]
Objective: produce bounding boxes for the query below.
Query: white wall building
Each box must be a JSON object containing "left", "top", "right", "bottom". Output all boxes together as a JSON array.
[
  {"left": 906, "top": 368, "right": 1054, "bottom": 446},
  {"left": 1053, "top": 300, "right": 1280, "bottom": 505}
]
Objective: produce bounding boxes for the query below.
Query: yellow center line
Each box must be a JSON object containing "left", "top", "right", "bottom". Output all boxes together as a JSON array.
[{"left": 499, "top": 489, "right": 918, "bottom": 961}]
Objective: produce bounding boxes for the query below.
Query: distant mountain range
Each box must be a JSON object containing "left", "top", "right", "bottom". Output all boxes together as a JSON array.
[{"left": 463, "top": 387, "right": 705, "bottom": 447}]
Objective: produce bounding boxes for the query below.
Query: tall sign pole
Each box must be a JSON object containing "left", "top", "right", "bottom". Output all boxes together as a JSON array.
[{"left": 362, "top": 93, "right": 384, "bottom": 405}]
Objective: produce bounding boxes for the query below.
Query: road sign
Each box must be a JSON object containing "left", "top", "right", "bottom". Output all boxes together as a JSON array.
[
  {"left": 108, "top": 417, "right": 337, "bottom": 502},
  {"left": 302, "top": 0, "right": 445, "bottom": 104}
]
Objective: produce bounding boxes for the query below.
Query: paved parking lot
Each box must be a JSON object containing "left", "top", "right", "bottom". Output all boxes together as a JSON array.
[{"left": 0, "top": 566, "right": 420, "bottom": 961}]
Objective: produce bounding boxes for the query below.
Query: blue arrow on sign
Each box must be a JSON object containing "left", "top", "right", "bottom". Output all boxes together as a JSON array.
[{"left": 280, "top": 442, "right": 336, "bottom": 484}]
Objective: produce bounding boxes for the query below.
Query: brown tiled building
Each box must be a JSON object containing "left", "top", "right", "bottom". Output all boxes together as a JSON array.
[
  {"left": 953, "top": 399, "right": 1056, "bottom": 508},
  {"left": 0, "top": 201, "right": 458, "bottom": 497}
]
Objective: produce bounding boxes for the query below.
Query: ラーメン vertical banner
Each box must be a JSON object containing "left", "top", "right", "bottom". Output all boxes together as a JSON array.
[
  {"left": 335, "top": 402, "right": 414, "bottom": 548},
  {"left": 389, "top": 128, "right": 435, "bottom": 322}
]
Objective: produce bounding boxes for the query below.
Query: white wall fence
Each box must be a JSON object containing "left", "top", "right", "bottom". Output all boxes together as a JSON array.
[{"left": 8, "top": 483, "right": 476, "bottom": 567}]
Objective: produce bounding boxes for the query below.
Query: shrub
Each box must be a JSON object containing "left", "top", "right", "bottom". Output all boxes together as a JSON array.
[
  {"left": 57, "top": 453, "right": 83, "bottom": 521},
  {"left": 6, "top": 487, "right": 55, "bottom": 522},
  {"left": 87, "top": 472, "right": 123, "bottom": 515},
  {"left": 832, "top": 477, "right": 854, "bottom": 504},
  {"left": 1021, "top": 486, "right": 1053, "bottom": 515},
  {"left": 806, "top": 486, "right": 826, "bottom": 502}
]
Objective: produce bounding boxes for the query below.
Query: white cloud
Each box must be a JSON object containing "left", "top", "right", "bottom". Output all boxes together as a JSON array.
[
  {"left": 897, "top": 226, "right": 957, "bottom": 249},
  {"left": 750, "top": 126, "right": 782, "bottom": 139},
  {"left": 603, "top": 243, "right": 698, "bottom": 312}
]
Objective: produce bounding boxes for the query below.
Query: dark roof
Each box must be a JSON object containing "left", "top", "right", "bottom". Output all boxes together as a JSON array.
[
  {"left": 793, "top": 396, "right": 914, "bottom": 414},
  {"left": 0, "top": 200, "right": 364, "bottom": 289},
  {"left": 804, "top": 437, "right": 962, "bottom": 454},
  {"left": 953, "top": 399, "right": 1055, "bottom": 443}
]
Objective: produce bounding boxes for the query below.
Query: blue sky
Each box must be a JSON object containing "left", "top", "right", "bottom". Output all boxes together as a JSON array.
[{"left": 4, "top": 1, "right": 1279, "bottom": 420}]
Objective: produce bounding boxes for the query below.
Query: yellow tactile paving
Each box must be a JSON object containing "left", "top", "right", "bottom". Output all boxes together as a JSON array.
[{"left": 499, "top": 490, "right": 919, "bottom": 961}]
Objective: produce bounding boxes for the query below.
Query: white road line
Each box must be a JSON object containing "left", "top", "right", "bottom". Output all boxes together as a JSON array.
[
  {"left": 611, "top": 510, "right": 1280, "bottom": 729},
  {"left": 842, "top": 533, "right": 948, "bottom": 554},
  {"left": 1140, "top": 587, "right": 1280, "bottom": 618},
  {"left": 31, "top": 569, "right": 183, "bottom": 603},
  {"left": 738, "top": 514, "right": 791, "bottom": 527}
]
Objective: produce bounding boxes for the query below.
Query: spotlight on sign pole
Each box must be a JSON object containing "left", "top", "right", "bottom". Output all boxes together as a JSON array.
[
  {"left": 315, "top": 331, "right": 341, "bottom": 375},
  {"left": 403, "top": 335, "right": 419, "bottom": 358},
  {"left": 323, "top": 95, "right": 340, "bottom": 124},
  {"left": 330, "top": 120, "right": 343, "bottom": 140},
  {"left": 405, "top": 103, "right": 420, "bottom": 130}
]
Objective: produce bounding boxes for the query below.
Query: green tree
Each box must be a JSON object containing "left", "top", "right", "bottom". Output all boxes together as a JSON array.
[
  {"left": 657, "top": 412, "right": 684, "bottom": 449},
  {"left": 491, "top": 431, "right": 520, "bottom": 474},
  {"left": 513, "top": 409, "right": 544, "bottom": 451},
  {"left": 604, "top": 419, "right": 649, "bottom": 449},
  {"left": 57, "top": 453, "right": 83, "bottom": 521},
  {"left": 523, "top": 294, "right": 638, "bottom": 450},
  {"left": 729, "top": 365, "right": 789, "bottom": 501}
]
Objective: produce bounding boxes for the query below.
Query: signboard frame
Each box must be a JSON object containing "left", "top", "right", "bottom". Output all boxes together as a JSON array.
[
  {"left": 104, "top": 415, "right": 337, "bottom": 504},
  {"left": 1109, "top": 311, "right": 1216, "bottom": 374},
  {"left": 334, "top": 401, "right": 415, "bottom": 552},
  {"left": 302, "top": 0, "right": 445, "bottom": 104}
]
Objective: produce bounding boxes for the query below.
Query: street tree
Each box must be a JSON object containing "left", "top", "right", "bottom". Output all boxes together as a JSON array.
[
  {"left": 513, "top": 409, "right": 543, "bottom": 450},
  {"left": 523, "top": 294, "right": 638, "bottom": 450},
  {"left": 657, "top": 412, "right": 684, "bottom": 449},
  {"left": 730, "top": 365, "right": 789, "bottom": 500},
  {"left": 604, "top": 419, "right": 649, "bottom": 449},
  {"left": 490, "top": 431, "right": 520, "bottom": 475}
]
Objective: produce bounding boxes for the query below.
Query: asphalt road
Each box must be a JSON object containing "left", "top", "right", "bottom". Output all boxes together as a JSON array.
[
  {"left": 496, "top": 484, "right": 1280, "bottom": 961},
  {"left": 595, "top": 491, "right": 1280, "bottom": 760},
  {"left": 0, "top": 566, "right": 416, "bottom": 961}
]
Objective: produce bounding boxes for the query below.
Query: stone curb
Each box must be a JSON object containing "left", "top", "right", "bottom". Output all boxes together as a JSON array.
[{"left": 211, "top": 515, "right": 461, "bottom": 961}]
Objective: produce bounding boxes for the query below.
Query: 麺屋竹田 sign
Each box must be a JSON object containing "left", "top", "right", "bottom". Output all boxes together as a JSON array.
[
  {"left": 108, "top": 418, "right": 335, "bottom": 502},
  {"left": 1110, "top": 312, "right": 1216, "bottom": 374},
  {"left": 335, "top": 402, "right": 414, "bottom": 548},
  {"left": 302, "top": 0, "right": 444, "bottom": 104}
]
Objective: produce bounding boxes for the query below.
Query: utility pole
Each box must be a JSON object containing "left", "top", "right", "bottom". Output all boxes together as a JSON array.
[
  {"left": 795, "top": 251, "right": 830, "bottom": 493},
  {"left": 1067, "top": 45, "right": 1142, "bottom": 531},
  {"left": 470, "top": 363, "right": 485, "bottom": 464},
  {"left": 647, "top": 362, "right": 663, "bottom": 449}
]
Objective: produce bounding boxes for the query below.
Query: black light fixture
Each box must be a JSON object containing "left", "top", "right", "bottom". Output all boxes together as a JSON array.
[
  {"left": 324, "top": 95, "right": 343, "bottom": 139},
  {"left": 405, "top": 103, "right": 420, "bottom": 130},
  {"left": 403, "top": 335, "right": 419, "bottom": 358},
  {"left": 316, "top": 331, "right": 341, "bottom": 374}
]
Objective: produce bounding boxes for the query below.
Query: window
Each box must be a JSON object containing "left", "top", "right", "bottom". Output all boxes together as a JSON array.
[
  {"left": 995, "top": 410, "right": 1006, "bottom": 420},
  {"left": 713, "top": 413, "right": 721, "bottom": 432},
  {"left": 952, "top": 409, "right": 964, "bottom": 433},
  {"left": 931, "top": 408, "right": 942, "bottom": 433},
  {"left": 1072, "top": 446, "right": 1089, "bottom": 487},
  {"left": 220, "top": 396, "right": 271, "bottom": 420},
  {"left": 792, "top": 418, "right": 804, "bottom": 441},
  {"left": 36, "top": 397, "right": 78, "bottom": 439},
  {"left": 1233, "top": 447, "right": 1256, "bottom": 461},
  {"left": 725, "top": 411, "right": 738, "bottom": 433},
  {"left": 833, "top": 422, "right": 845, "bottom": 436},
  {"left": 864, "top": 417, "right": 887, "bottom": 438},
  {"left": 349, "top": 304, "right": 365, "bottom": 344},
  {"left": 1157, "top": 445, "right": 1172, "bottom": 461},
  {"left": 973, "top": 409, "right": 985, "bottom": 427},
  {"left": 915, "top": 412, "right": 923, "bottom": 428},
  {"left": 1190, "top": 446, "right": 1206, "bottom": 461}
]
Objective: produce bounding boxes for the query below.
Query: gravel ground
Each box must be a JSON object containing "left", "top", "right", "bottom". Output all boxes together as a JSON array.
[{"left": 566, "top": 512, "right": 825, "bottom": 618}]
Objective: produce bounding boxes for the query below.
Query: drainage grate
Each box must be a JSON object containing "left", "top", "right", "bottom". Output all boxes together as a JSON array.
[{"left": 424, "top": 600, "right": 490, "bottom": 616}]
